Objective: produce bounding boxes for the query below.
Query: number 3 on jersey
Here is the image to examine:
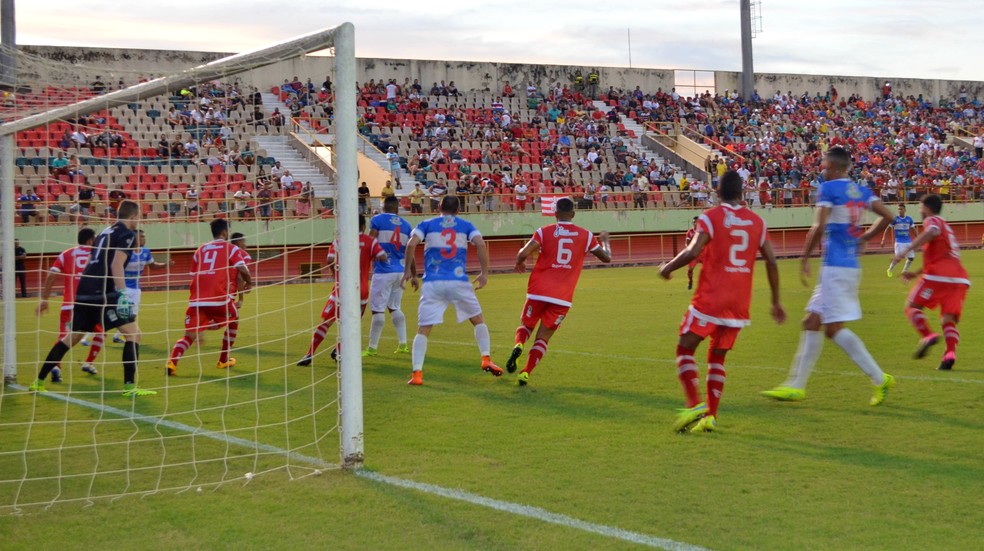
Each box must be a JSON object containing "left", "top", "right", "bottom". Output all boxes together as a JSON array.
[{"left": 440, "top": 229, "right": 458, "bottom": 259}]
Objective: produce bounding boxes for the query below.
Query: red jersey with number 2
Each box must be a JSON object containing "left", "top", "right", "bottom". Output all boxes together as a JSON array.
[
  {"left": 691, "top": 203, "right": 767, "bottom": 325},
  {"left": 526, "top": 221, "right": 601, "bottom": 307},
  {"left": 328, "top": 234, "right": 385, "bottom": 301},
  {"left": 189, "top": 240, "right": 251, "bottom": 306}
]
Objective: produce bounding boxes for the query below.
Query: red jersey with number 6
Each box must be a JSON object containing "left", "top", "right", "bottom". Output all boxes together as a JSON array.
[
  {"left": 327, "top": 234, "right": 385, "bottom": 301},
  {"left": 49, "top": 245, "right": 91, "bottom": 310},
  {"left": 921, "top": 215, "right": 969, "bottom": 285},
  {"left": 526, "top": 221, "right": 601, "bottom": 307},
  {"left": 189, "top": 240, "right": 251, "bottom": 307},
  {"left": 690, "top": 203, "right": 767, "bottom": 326}
]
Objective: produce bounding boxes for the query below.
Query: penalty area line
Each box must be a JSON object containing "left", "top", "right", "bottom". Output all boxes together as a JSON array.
[
  {"left": 8, "top": 384, "right": 337, "bottom": 470},
  {"left": 11, "top": 385, "right": 710, "bottom": 550},
  {"left": 355, "top": 470, "right": 712, "bottom": 551}
]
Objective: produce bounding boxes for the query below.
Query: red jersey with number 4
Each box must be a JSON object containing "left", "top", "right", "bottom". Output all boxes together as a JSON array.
[
  {"left": 691, "top": 203, "right": 767, "bottom": 326},
  {"left": 328, "top": 234, "right": 385, "bottom": 301},
  {"left": 49, "top": 245, "right": 91, "bottom": 310},
  {"left": 189, "top": 239, "right": 251, "bottom": 307},
  {"left": 526, "top": 221, "right": 601, "bottom": 307},
  {"left": 921, "top": 215, "right": 970, "bottom": 285}
]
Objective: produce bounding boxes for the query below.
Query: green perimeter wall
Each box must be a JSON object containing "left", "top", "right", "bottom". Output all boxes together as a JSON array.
[{"left": 13, "top": 203, "right": 984, "bottom": 254}]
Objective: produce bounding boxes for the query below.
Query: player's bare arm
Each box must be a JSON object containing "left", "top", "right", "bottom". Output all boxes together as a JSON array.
[
  {"left": 894, "top": 225, "right": 938, "bottom": 265},
  {"left": 110, "top": 246, "right": 128, "bottom": 293},
  {"left": 659, "top": 232, "right": 710, "bottom": 279},
  {"left": 35, "top": 269, "right": 59, "bottom": 316},
  {"left": 514, "top": 239, "right": 540, "bottom": 273},
  {"left": 235, "top": 264, "right": 253, "bottom": 292},
  {"left": 401, "top": 235, "right": 420, "bottom": 290},
  {"left": 593, "top": 231, "right": 612, "bottom": 263},
  {"left": 759, "top": 240, "right": 786, "bottom": 324},
  {"left": 800, "top": 205, "right": 830, "bottom": 285},
  {"left": 472, "top": 235, "right": 490, "bottom": 290},
  {"left": 860, "top": 200, "right": 894, "bottom": 243}
]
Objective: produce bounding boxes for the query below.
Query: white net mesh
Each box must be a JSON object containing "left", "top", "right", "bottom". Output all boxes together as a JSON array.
[{"left": 0, "top": 28, "right": 356, "bottom": 513}]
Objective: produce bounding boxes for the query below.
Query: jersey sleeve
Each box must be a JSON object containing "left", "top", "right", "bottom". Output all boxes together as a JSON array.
[
  {"left": 696, "top": 213, "right": 715, "bottom": 239},
  {"left": 531, "top": 227, "right": 544, "bottom": 247},
  {"left": 923, "top": 216, "right": 943, "bottom": 236},
  {"left": 371, "top": 238, "right": 385, "bottom": 258},
  {"left": 326, "top": 243, "right": 336, "bottom": 261},
  {"left": 760, "top": 218, "right": 769, "bottom": 246},
  {"left": 50, "top": 251, "right": 67, "bottom": 273},
  {"left": 370, "top": 215, "right": 382, "bottom": 233},
  {"left": 411, "top": 221, "right": 427, "bottom": 241},
  {"left": 816, "top": 181, "right": 834, "bottom": 208},
  {"left": 230, "top": 246, "right": 249, "bottom": 268},
  {"left": 586, "top": 232, "right": 601, "bottom": 252},
  {"left": 466, "top": 221, "right": 481, "bottom": 243}
]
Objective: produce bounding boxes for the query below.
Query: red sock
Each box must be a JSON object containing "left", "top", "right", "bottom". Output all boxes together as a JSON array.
[
  {"left": 170, "top": 336, "right": 192, "bottom": 365},
  {"left": 706, "top": 351, "right": 727, "bottom": 417},
  {"left": 219, "top": 321, "right": 238, "bottom": 363},
  {"left": 906, "top": 307, "right": 932, "bottom": 338},
  {"left": 515, "top": 325, "right": 532, "bottom": 346},
  {"left": 942, "top": 321, "right": 959, "bottom": 355},
  {"left": 522, "top": 339, "right": 548, "bottom": 374},
  {"left": 85, "top": 332, "right": 104, "bottom": 363},
  {"left": 308, "top": 320, "right": 332, "bottom": 356},
  {"left": 676, "top": 345, "right": 701, "bottom": 407}
]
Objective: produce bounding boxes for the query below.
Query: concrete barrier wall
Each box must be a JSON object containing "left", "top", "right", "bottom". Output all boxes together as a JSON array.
[{"left": 20, "top": 46, "right": 981, "bottom": 102}]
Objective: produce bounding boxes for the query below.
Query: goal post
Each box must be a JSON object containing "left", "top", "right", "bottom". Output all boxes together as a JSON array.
[{"left": 0, "top": 21, "right": 365, "bottom": 511}]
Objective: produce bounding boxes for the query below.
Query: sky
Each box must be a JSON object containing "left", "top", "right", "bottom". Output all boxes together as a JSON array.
[{"left": 13, "top": 0, "right": 984, "bottom": 82}]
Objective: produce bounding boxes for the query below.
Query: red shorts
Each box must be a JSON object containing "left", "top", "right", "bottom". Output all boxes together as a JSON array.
[
  {"left": 515, "top": 199, "right": 527, "bottom": 211},
  {"left": 521, "top": 299, "right": 570, "bottom": 331},
  {"left": 908, "top": 278, "right": 968, "bottom": 318},
  {"left": 679, "top": 310, "right": 742, "bottom": 351},
  {"left": 185, "top": 303, "right": 238, "bottom": 331},
  {"left": 321, "top": 297, "right": 368, "bottom": 321}
]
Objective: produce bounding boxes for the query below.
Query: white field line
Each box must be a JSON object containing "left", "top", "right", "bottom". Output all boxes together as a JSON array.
[{"left": 10, "top": 384, "right": 712, "bottom": 550}]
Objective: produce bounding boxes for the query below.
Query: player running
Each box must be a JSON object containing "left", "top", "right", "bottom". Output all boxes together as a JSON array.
[
  {"left": 402, "top": 196, "right": 501, "bottom": 385},
  {"left": 364, "top": 196, "right": 412, "bottom": 356},
  {"left": 684, "top": 216, "right": 702, "bottom": 290},
  {"left": 762, "top": 147, "right": 897, "bottom": 406},
  {"left": 31, "top": 200, "right": 155, "bottom": 396},
  {"left": 507, "top": 197, "right": 611, "bottom": 386},
  {"left": 35, "top": 227, "right": 103, "bottom": 378},
  {"left": 166, "top": 219, "right": 252, "bottom": 376},
  {"left": 660, "top": 171, "right": 786, "bottom": 433},
  {"left": 110, "top": 229, "right": 172, "bottom": 343},
  {"left": 297, "top": 215, "right": 386, "bottom": 366},
  {"left": 893, "top": 194, "right": 970, "bottom": 371},
  {"left": 881, "top": 203, "right": 916, "bottom": 277}
]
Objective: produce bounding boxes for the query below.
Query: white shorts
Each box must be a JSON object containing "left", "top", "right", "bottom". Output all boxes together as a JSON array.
[
  {"left": 418, "top": 280, "right": 482, "bottom": 326},
  {"left": 806, "top": 266, "right": 861, "bottom": 324},
  {"left": 127, "top": 288, "right": 142, "bottom": 316},
  {"left": 894, "top": 242, "right": 915, "bottom": 260},
  {"left": 369, "top": 272, "right": 405, "bottom": 313}
]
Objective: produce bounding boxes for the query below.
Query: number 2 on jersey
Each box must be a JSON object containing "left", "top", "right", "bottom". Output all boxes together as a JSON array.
[{"left": 729, "top": 229, "right": 749, "bottom": 267}]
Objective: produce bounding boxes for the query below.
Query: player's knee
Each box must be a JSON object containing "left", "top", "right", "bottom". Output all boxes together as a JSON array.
[
  {"left": 823, "top": 324, "right": 842, "bottom": 339},
  {"left": 801, "top": 313, "right": 821, "bottom": 332}
]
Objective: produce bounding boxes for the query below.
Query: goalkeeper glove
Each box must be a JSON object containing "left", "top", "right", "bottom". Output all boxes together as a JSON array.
[{"left": 117, "top": 289, "right": 134, "bottom": 320}]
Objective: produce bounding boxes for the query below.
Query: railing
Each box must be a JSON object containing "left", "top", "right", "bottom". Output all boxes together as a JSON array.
[{"left": 13, "top": 186, "right": 984, "bottom": 226}]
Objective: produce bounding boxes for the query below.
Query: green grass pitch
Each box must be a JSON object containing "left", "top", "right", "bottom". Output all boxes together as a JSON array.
[{"left": 1, "top": 251, "right": 983, "bottom": 550}]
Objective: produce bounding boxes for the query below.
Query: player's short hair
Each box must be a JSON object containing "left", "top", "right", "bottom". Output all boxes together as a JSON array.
[
  {"left": 116, "top": 200, "right": 139, "bottom": 220},
  {"left": 921, "top": 194, "right": 943, "bottom": 215},
  {"left": 440, "top": 195, "right": 460, "bottom": 214},
  {"left": 555, "top": 197, "right": 574, "bottom": 215},
  {"left": 692, "top": 216, "right": 699, "bottom": 221},
  {"left": 383, "top": 195, "right": 400, "bottom": 213},
  {"left": 137, "top": 229, "right": 145, "bottom": 235},
  {"left": 77, "top": 227, "right": 95, "bottom": 245},
  {"left": 230, "top": 232, "right": 245, "bottom": 243},
  {"left": 210, "top": 218, "right": 229, "bottom": 238},
  {"left": 825, "top": 146, "right": 852, "bottom": 171},
  {"left": 718, "top": 170, "right": 742, "bottom": 201}
]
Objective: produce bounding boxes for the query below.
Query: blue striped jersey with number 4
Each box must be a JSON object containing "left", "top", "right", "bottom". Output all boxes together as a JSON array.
[
  {"left": 817, "top": 178, "right": 875, "bottom": 269},
  {"left": 370, "top": 213, "right": 412, "bottom": 273},
  {"left": 412, "top": 215, "right": 481, "bottom": 282}
]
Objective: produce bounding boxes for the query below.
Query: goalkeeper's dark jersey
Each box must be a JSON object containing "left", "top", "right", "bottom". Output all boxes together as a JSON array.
[{"left": 76, "top": 221, "right": 135, "bottom": 304}]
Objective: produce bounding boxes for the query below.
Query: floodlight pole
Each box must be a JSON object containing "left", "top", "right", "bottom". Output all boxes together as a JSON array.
[
  {"left": 740, "top": 0, "right": 755, "bottom": 101},
  {"left": 1, "top": 0, "right": 16, "bottom": 384},
  {"left": 334, "top": 22, "right": 364, "bottom": 469}
]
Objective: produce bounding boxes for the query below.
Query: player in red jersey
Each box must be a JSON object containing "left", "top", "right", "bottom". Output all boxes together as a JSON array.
[
  {"left": 893, "top": 194, "right": 970, "bottom": 371},
  {"left": 659, "top": 170, "right": 786, "bottom": 433},
  {"left": 166, "top": 219, "right": 252, "bottom": 376},
  {"left": 684, "top": 216, "right": 702, "bottom": 290},
  {"left": 297, "top": 215, "right": 386, "bottom": 366},
  {"left": 506, "top": 198, "right": 611, "bottom": 385},
  {"left": 35, "top": 227, "right": 103, "bottom": 378}
]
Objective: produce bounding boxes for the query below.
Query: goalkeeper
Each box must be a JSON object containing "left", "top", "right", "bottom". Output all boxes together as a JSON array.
[{"left": 30, "top": 200, "right": 155, "bottom": 397}]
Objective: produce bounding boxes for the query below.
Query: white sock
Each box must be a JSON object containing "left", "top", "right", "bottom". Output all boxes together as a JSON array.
[
  {"left": 391, "top": 310, "right": 407, "bottom": 345},
  {"left": 903, "top": 258, "right": 913, "bottom": 272},
  {"left": 368, "top": 313, "right": 385, "bottom": 349},
  {"left": 786, "top": 331, "right": 824, "bottom": 389},
  {"left": 887, "top": 259, "right": 897, "bottom": 271},
  {"left": 474, "top": 323, "right": 491, "bottom": 357},
  {"left": 412, "top": 334, "right": 427, "bottom": 371},
  {"left": 832, "top": 328, "right": 884, "bottom": 385}
]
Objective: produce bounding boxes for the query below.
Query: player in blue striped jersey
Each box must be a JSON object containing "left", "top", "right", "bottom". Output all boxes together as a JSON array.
[
  {"left": 881, "top": 203, "right": 916, "bottom": 277},
  {"left": 364, "top": 196, "right": 413, "bottom": 356}
]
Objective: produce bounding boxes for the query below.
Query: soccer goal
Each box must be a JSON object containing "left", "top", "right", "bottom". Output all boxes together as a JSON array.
[{"left": 0, "top": 23, "right": 365, "bottom": 513}]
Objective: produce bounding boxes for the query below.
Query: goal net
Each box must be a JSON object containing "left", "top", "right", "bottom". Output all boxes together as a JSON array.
[{"left": 0, "top": 23, "right": 364, "bottom": 513}]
